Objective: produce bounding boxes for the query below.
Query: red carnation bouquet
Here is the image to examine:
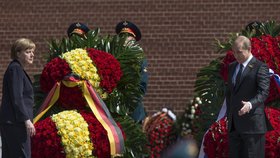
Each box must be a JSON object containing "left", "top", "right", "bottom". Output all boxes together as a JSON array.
[
  {"left": 40, "top": 57, "right": 71, "bottom": 92},
  {"left": 143, "top": 109, "right": 177, "bottom": 158},
  {"left": 87, "top": 48, "right": 123, "bottom": 93}
]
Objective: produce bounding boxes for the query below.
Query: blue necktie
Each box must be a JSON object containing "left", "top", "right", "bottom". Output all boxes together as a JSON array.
[{"left": 235, "top": 64, "right": 243, "bottom": 86}]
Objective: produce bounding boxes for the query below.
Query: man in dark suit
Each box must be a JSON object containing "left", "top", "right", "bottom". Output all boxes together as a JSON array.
[{"left": 226, "top": 35, "right": 272, "bottom": 158}]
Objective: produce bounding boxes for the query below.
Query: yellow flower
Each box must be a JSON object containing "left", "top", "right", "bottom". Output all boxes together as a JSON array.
[
  {"left": 101, "top": 92, "right": 108, "bottom": 99},
  {"left": 51, "top": 110, "right": 95, "bottom": 158},
  {"left": 61, "top": 48, "right": 107, "bottom": 99}
]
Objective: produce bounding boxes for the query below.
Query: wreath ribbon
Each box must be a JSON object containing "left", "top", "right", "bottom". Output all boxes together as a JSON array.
[{"left": 34, "top": 79, "right": 124, "bottom": 156}]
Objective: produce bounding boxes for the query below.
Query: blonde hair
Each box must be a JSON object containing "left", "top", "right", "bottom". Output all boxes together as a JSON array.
[{"left": 11, "top": 38, "right": 36, "bottom": 59}]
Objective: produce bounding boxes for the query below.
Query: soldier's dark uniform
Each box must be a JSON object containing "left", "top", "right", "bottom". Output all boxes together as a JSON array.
[
  {"left": 67, "top": 22, "right": 90, "bottom": 37},
  {"left": 116, "top": 21, "right": 148, "bottom": 122}
]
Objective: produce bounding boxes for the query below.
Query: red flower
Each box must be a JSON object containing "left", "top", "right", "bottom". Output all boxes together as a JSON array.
[
  {"left": 87, "top": 48, "right": 123, "bottom": 93},
  {"left": 203, "top": 107, "right": 280, "bottom": 158},
  {"left": 144, "top": 112, "right": 177, "bottom": 158},
  {"left": 40, "top": 48, "right": 123, "bottom": 108},
  {"left": 32, "top": 111, "right": 124, "bottom": 158},
  {"left": 80, "top": 111, "right": 110, "bottom": 158},
  {"left": 58, "top": 83, "right": 87, "bottom": 109},
  {"left": 220, "top": 50, "right": 235, "bottom": 81},
  {"left": 32, "top": 117, "right": 65, "bottom": 158},
  {"left": 40, "top": 57, "right": 71, "bottom": 92}
]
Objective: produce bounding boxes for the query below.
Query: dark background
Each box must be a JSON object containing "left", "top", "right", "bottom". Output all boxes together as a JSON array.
[{"left": 1, "top": 0, "right": 280, "bottom": 114}]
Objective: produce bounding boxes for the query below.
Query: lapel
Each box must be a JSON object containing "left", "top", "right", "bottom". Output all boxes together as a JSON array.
[
  {"left": 234, "top": 57, "right": 256, "bottom": 92},
  {"left": 14, "top": 59, "right": 32, "bottom": 85},
  {"left": 23, "top": 69, "right": 32, "bottom": 84}
]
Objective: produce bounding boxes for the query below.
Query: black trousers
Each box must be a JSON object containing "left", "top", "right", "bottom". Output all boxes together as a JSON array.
[
  {"left": 0, "top": 124, "right": 30, "bottom": 158},
  {"left": 229, "top": 130, "right": 265, "bottom": 158}
]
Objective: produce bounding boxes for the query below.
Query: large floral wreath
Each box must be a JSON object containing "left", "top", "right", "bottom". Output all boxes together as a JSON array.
[
  {"left": 32, "top": 28, "right": 148, "bottom": 158},
  {"left": 143, "top": 108, "right": 177, "bottom": 158}
]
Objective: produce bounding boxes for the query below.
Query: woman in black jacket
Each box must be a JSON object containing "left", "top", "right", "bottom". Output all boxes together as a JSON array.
[{"left": 0, "top": 38, "right": 36, "bottom": 158}]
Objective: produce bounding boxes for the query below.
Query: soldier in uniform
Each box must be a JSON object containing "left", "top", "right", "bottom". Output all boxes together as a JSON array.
[
  {"left": 67, "top": 22, "right": 90, "bottom": 38},
  {"left": 115, "top": 21, "right": 148, "bottom": 122},
  {"left": 245, "top": 21, "right": 263, "bottom": 36}
]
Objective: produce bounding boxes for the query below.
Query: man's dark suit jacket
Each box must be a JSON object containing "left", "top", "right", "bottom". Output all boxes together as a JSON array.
[
  {"left": 226, "top": 57, "right": 272, "bottom": 134},
  {"left": 0, "top": 60, "right": 34, "bottom": 124}
]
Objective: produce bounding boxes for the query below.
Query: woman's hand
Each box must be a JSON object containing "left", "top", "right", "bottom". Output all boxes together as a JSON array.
[{"left": 25, "top": 119, "right": 36, "bottom": 137}]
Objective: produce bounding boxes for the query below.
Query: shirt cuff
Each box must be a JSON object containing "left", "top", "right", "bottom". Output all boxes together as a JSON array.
[{"left": 248, "top": 102, "right": 252, "bottom": 110}]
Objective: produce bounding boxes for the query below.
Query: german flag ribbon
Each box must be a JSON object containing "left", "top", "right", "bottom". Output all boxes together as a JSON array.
[{"left": 33, "top": 80, "right": 124, "bottom": 156}]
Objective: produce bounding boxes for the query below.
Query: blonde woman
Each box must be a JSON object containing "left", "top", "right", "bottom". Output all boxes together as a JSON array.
[{"left": 0, "top": 38, "right": 36, "bottom": 158}]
